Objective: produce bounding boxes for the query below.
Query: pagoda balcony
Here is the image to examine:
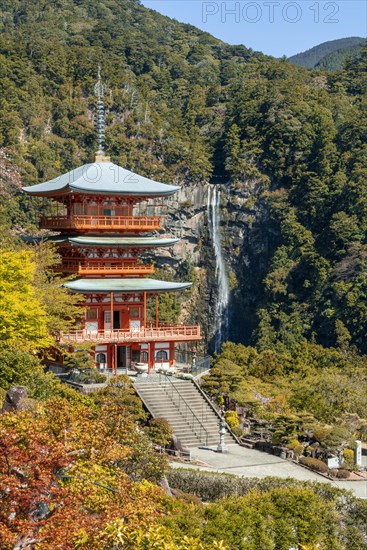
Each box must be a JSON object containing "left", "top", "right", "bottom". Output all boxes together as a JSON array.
[
  {"left": 40, "top": 215, "right": 163, "bottom": 232},
  {"left": 57, "top": 259, "right": 154, "bottom": 276},
  {"left": 59, "top": 325, "right": 201, "bottom": 344}
]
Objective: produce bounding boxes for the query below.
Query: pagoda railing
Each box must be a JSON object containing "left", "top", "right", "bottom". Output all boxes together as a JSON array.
[
  {"left": 40, "top": 215, "right": 163, "bottom": 231},
  {"left": 60, "top": 325, "right": 201, "bottom": 344},
  {"left": 56, "top": 259, "right": 154, "bottom": 276}
]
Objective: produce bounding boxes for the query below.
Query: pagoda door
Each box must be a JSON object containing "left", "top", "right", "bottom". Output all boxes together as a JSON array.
[
  {"left": 117, "top": 346, "right": 131, "bottom": 370},
  {"left": 113, "top": 311, "right": 120, "bottom": 329}
]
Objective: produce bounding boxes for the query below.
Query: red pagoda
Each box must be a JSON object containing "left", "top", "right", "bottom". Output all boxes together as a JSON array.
[{"left": 23, "top": 72, "right": 201, "bottom": 373}]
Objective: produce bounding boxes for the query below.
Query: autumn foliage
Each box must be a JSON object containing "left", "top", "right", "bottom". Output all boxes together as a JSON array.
[{"left": 0, "top": 398, "right": 167, "bottom": 549}]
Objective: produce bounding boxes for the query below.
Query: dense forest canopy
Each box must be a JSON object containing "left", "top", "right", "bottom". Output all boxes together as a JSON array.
[
  {"left": 288, "top": 36, "right": 366, "bottom": 68},
  {"left": 0, "top": 0, "right": 366, "bottom": 355},
  {"left": 0, "top": 2, "right": 366, "bottom": 547},
  {"left": 315, "top": 42, "right": 366, "bottom": 71}
]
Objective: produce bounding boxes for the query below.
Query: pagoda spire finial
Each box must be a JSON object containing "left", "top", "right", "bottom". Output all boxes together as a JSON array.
[{"left": 94, "top": 65, "right": 110, "bottom": 162}]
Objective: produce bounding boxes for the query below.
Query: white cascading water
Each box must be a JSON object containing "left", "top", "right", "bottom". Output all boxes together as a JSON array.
[{"left": 207, "top": 185, "right": 229, "bottom": 353}]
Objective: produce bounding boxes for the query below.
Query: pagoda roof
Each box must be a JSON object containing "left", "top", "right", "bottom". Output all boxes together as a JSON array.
[
  {"left": 22, "top": 161, "right": 180, "bottom": 198},
  {"left": 23, "top": 236, "right": 179, "bottom": 248},
  {"left": 64, "top": 278, "right": 191, "bottom": 294}
]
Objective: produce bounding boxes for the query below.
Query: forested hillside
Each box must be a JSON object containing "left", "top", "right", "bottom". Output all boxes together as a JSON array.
[
  {"left": 0, "top": 0, "right": 366, "bottom": 355},
  {"left": 1, "top": 3, "right": 367, "bottom": 546},
  {"left": 289, "top": 36, "right": 365, "bottom": 68},
  {"left": 315, "top": 41, "right": 366, "bottom": 71}
]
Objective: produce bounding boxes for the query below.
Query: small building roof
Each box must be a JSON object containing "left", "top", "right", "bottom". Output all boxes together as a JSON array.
[
  {"left": 22, "top": 236, "right": 179, "bottom": 248},
  {"left": 64, "top": 278, "right": 191, "bottom": 294},
  {"left": 22, "top": 161, "right": 180, "bottom": 198}
]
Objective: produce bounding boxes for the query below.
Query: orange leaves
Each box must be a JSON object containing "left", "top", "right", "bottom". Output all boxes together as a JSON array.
[
  {"left": 0, "top": 414, "right": 72, "bottom": 549},
  {"left": 0, "top": 397, "right": 168, "bottom": 548}
]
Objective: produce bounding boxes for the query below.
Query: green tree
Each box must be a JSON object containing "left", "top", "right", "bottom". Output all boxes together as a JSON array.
[{"left": 0, "top": 249, "right": 51, "bottom": 350}]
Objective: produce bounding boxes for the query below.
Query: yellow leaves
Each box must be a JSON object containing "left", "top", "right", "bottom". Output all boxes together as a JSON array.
[
  {"left": 32, "top": 242, "right": 85, "bottom": 337},
  {"left": 101, "top": 523, "right": 228, "bottom": 550},
  {"left": 267, "top": 393, "right": 292, "bottom": 415},
  {"left": 0, "top": 397, "right": 170, "bottom": 548},
  {"left": 0, "top": 249, "right": 52, "bottom": 350},
  {"left": 0, "top": 243, "right": 85, "bottom": 350},
  {"left": 64, "top": 461, "right": 131, "bottom": 514},
  {"left": 42, "top": 399, "right": 132, "bottom": 466}
]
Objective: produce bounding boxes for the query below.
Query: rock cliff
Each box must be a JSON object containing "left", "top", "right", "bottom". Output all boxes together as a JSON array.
[{"left": 156, "top": 178, "right": 274, "bottom": 352}]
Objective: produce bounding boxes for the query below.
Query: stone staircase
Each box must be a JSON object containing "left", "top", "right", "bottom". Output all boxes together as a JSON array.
[{"left": 134, "top": 376, "right": 237, "bottom": 448}]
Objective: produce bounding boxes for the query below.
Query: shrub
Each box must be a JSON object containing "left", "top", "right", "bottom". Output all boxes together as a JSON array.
[
  {"left": 299, "top": 457, "right": 329, "bottom": 473},
  {"left": 272, "top": 430, "right": 283, "bottom": 445},
  {"left": 147, "top": 417, "right": 173, "bottom": 447},
  {"left": 69, "top": 368, "right": 107, "bottom": 384},
  {"left": 225, "top": 411, "right": 240, "bottom": 429},
  {"left": 335, "top": 469, "right": 350, "bottom": 479},
  {"left": 231, "top": 426, "right": 244, "bottom": 438},
  {"left": 287, "top": 439, "right": 304, "bottom": 457},
  {"left": 171, "top": 488, "right": 203, "bottom": 506},
  {"left": 166, "top": 469, "right": 351, "bottom": 503},
  {"left": 342, "top": 448, "right": 355, "bottom": 469}
]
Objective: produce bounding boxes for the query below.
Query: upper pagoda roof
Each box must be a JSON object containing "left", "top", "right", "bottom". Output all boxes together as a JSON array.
[
  {"left": 64, "top": 278, "right": 191, "bottom": 294},
  {"left": 22, "top": 161, "right": 180, "bottom": 198}
]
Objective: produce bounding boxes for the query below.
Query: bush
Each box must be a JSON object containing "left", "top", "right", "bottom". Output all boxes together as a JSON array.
[
  {"left": 299, "top": 457, "right": 329, "bottom": 473},
  {"left": 171, "top": 488, "right": 203, "bottom": 506},
  {"left": 231, "top": 426, "right": 244, "bottom": 438},
  {"left": 166, "top": 469, "right": 351, "bottom": 503},
  {"left": 287, "top": 439, "right": 304, "bottom": 457},
  {"left": 147, "top": 417, "right": 173, "bottom": 447},
  {"left": 342, "top": 448, "right": 355, "bottom": 469},
  {"left": 69, "top": 368, "right": 107, "bottom": 384},
  {"left": 0, "top": 345, "right": 91, "bottom": 404},
  {"left": 272, "top": 430, "right": 283, "bottom": 445},
  {"left": 225, "top": 410, "right": 240, "bottom": 429},
  {"left": 335, "top": 469, "right": 350, "bottom": 479}
]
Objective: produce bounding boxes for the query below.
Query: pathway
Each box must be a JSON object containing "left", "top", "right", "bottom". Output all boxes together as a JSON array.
[{"left": 170, "top": 444, "right": 367, "bottom": 499}]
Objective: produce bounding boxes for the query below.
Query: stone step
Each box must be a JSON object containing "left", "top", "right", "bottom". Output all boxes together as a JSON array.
[
  {"left": 144, "top": 394, "right": 214, "bottom": 412},
  {"left": 148, "top": 404, "right": 215, "bottom": 415},
  {"left": 150, "top": 401, "right": 215, "bottom": 412},
  {"left": 142, "top": 388, "right": 207, "bottom": 403},
  {"left": 153, "top": 414, "right": 215, "bottom": 422},
  {"left": 143, "top": 394, "right": 212, "bottom": 404},
  {"left": 156, "top": 415, "right": 218, "bottom": 423},
  {"left": 147, "top": 404, "right": 214, "bottom": 414},
  {"left": 134, "top": 379, "right": 237, "bottom": 447},
  {"left": 154, "top": 420, "right": 219, "bottom": 431},
  {"left": 151, "top": 418, "right": 223, "bottom": 431}
]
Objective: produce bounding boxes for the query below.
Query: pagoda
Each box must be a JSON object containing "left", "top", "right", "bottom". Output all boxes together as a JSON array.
[{"left": 23, "top": 71, "right": 201, "bottom": 373}]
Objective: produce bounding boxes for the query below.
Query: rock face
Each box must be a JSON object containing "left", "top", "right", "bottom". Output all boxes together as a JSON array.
[
  {"left": 157, "top": 178, "right": 272, "bottom": 351},
  {"left": 2, "top": 386, "right": 30, "bottom": 413}
]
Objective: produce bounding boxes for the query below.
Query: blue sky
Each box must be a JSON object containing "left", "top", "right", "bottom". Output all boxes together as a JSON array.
[{"left": 140, "top": 0, "right": 366, "bottom": 57}]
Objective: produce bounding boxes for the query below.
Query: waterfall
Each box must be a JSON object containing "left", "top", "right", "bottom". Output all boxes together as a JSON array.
[{"left": 207, "top": 185, "right": 229, "bottom": 353}]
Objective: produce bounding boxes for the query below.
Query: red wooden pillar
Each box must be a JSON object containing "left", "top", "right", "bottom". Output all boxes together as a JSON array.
[
  {"left": 155, "top": 294, "right": 159, "bottom": 329},
  {"left": 110, "top": 292, "right": 114, "bottom": 332},
  {"left": 169, "top": 341, "right": 175, "bottom": 367},
  {"left": 143, "top": 292, "right": 147, "bottom": 329},
  {"left": 109, "top": 344, "right": 114, "bottom": 372},
  {"left": 148, "top": 342, "right": 153, "bottom": 374}
]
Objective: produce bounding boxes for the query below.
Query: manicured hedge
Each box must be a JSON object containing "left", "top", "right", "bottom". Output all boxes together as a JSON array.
[
  {"left": 334, "top": 469, "right": 350, "bottom": 479},
  {"left": 166, "top": 469, "right": 345, "bottom": 502},
  {"left": 299, "top": 457, "right": 329, "bottom": 473}
]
